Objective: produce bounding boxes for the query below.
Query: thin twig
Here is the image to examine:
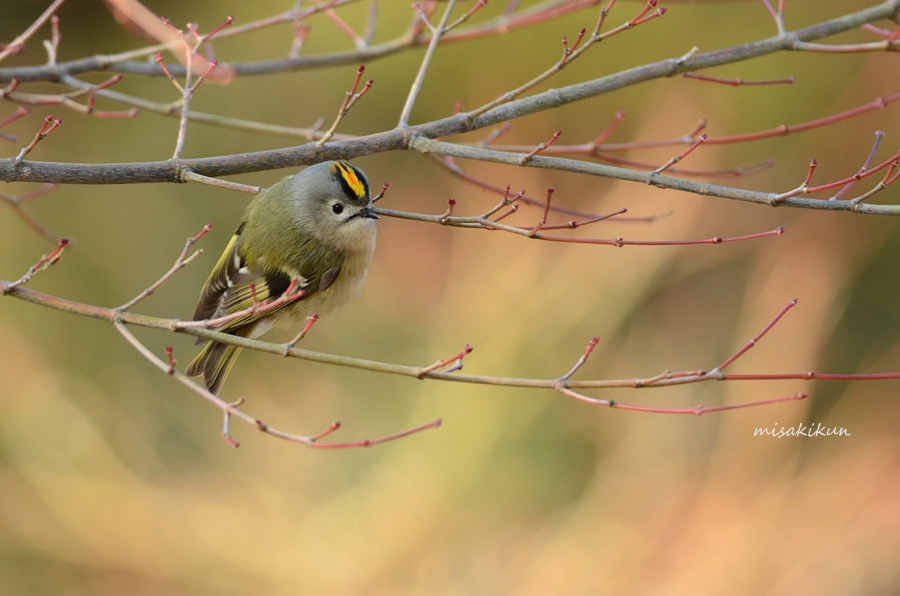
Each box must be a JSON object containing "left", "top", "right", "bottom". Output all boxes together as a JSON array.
[
  {"left": 1, "top": 238, "right": 69, "bottom": 294},
  {"left": 0, "top": 0, "right": 68, "bottom": 62},
  {"left": 398, "top": 0, "right": 458, "bottom": 126},
  {"left": 317, "top": 65, "right": 374, "bottom": 145},
  {"left": 0, "top": 183, "right": 64, "bottom": 243},
  {"left": 8, "top": 283, "right": 900, "bottom": 402},
  {"left": 115, "top": 224, "right": 212, "bottom": 311},
  {"left": 13, "top": 114, "right": 62, "bottom": 166},
  {"left": 113, "top": 321, "right": 441, "bottom": 449}
]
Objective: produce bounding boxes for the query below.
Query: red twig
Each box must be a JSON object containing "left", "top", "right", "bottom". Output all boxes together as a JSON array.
[
  {"left": 2, "top": 182, "right": 57, "bottom": 204},
  {"left": 0, "top": 106, "right": 30, "bottom": 141},
  {"left": 203, "top": 15, "right": 235, "bottom": 42},
  {"left": 515, "top": 207, "right": 627, "bottom": 231},
  {"left": 771, "top": 148, "right": 900, "bottom": 204},
  {"left": 830, "top": 130, "right": 885, "bottom": 200},
  {"left": 595, "top": 152, "right": 775, "bottom": 179},
  {"left": 478, "top": 122, "right": 513, "bottom": 146},
  {"left": 682, "top": 72, "right": 796, "bottom": 86},
  {"left": 283, "top": 314, "right": 320, "bottom": 354},
  {"left": 439, "top": 198, "right": 457, "bottom": 222},
  {"left": 509, "top": 227, "right": 786, "bottom": 247},
  {"left": 803, "top": 159, "right": 817, "bottom": 186},
  {"left": 325, "top": 8, "right": 363, "bottom": 48},
  {"left": 552, "top": 325, "right": 808, "bottom": 414},
  {"left": 305, "top": 418, "right": 443, "bottom": 450},
  {"left": 585, "top": 93, "right": 900, "bottom": 153},
  {"left": 593, "top": 109, "right": 626, "bottom": 145},
  {"left": 371, "top": 182, "right": 390, "bottom": 203},
  {"left": 445, "top": 0, "right": 490, "bottom": 32},
  {"left": 704, "top": 92, "right": 900, "bottom": 145},
  {"left": 116, "top": 223, "right": 212, "bottom": 311},
  {"left": 887, "top": 23, "right": 900, "bottom": 44},
  {"left": 154, "top": 52, "right": 182, "bottom": 90},
  {"left": 557, "top": 337, "right": 600, "bottom": 384},
  {"left": 652, "top": 134, "right": 707, "bottom": 174},
  {"left": 418, "top": 345, "right": 474, "bottom": 378},
  {"left": 289, "top": 23, "right": 311, "bottom": 59},
  {"left": 46, "top": 15, "right": 61, "bottom": 64},
  {"left": 628, "top": 0, "right": 666, "bottom": 27},
  {"left": 528, "top": 187, "right": 554, "bottom": 236},
  {"left": 13, "top": 114, "right": 62, "bottom": 165},
  {"left": 166, "top": 346, "right": 176, "bottom": 374},
  {"left": 0, "top": 183, "right": 63, "bottom": 243},
  {"left": 554, "top": 391, "right": 808, "bottom": 415},
  {"left": 220, "top": 397, "right": 245, "bottom": 447},
  {"left": 469, "top": 0, "right": 667, "bottom": 120},
  {"left": 431, "top": 154, "right": 619, "bottom": 219},
  {"left": 0, "top": 0, "right": 67, "bottom": 62},
  {"left": 2, "top": 75, "right": 138, "bottom": 119},
  {"left": 109, "top": 297, "right": 441, "bottom": 451},
  {"left": 155, "top": 16, "right": 233, "bottom": 159},
  {"left": 519, "top": 130, "right": 562, "bottom": 164},
  {"left": 191, "top": 60, "right": 220, "bottom": 90},
  {"left": 1, "top": 238, "right": 69, "bottom": 294},
  {"left": 493, "top": 204, "right": 519, "bottom": 222},
  {"left": 317, "top": 64, "right": 374, "bottom": 145},
  {"left": 561, "top": 28, "right": 587, "bottom": 65},
  {"left": 716, "top": 299, "right": 797, "bottom": 371}
]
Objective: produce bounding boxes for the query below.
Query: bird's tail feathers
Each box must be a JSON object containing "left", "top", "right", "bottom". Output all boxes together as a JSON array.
[{"left": 186, "top": 339, "right": 244, "bottom": 396}]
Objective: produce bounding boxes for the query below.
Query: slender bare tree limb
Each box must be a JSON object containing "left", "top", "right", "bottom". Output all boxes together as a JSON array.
[
  {"left": 6, "top": 283, "right": 900, "bottom": 393},
  {"left": 1, "top": 1, "right": 898, "bottom": 218}
]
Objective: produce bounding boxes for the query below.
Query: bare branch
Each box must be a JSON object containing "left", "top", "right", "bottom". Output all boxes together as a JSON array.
[
  {"left": 399, "top": 0, "right": 458, "bottom": 126},
  {"left": 0, "top": 0, "right": 67, "bottom": 63}
]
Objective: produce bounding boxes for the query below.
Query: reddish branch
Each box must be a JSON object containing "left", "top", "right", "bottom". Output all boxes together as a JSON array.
[
  {"left": 12, "top": 114, "right": 61, "bottom": 165},
  {"left": 114, "top": 320, "right": 442, "bottom": 449},
  {"left": 520, "top": 130, "right": 562, "bottom": 164},
  {"left": 153, "top": 15, "right": 233, "bottom": 159},
  {"left": 0, "top": 237, "right": 69, "bottom": 294},
  {"left": 376, "top": 182, "right": 786, "bottom": 247},
  {"left": 468, "top": 0, "right": 668, "bottom": 119},
  {"left": 9, "top": 273, "right": 897, "bottom": 422},
  {"left": 2, "top": 75, "right": 138, "bottom": 119},
  {"left": 681, "top": 72, "right": 796, "bottom": 87},
  {"left": 486, "top": 93, "right": 900, "bottom": 156},
  {"left": 0, "top": 183, "right": 63, "bottom": 242},
  {"left": 771, "top": 148, "right": 900, "bottom": 205},
  {"left": 432, "top": 155, "right": 672, "bottom": 221},
  {"left": 317, "top": 64, "right": 374, "bottom": 145},
  {"left": 0, "top": 106, "right": 30, "bottom": 141},
  {"left": 283, "top": 314, "right": 320, "bottom": 354},
  {"left": 0, "top": 0, "right": 67, "bottom": 62},
  {"left": 418, "top": 345, "right": 474, "bottom": 378},
  {"left": 652, "top": 134, "right": 707, "bottom": 174},
  {"left": 115, "top": 223, "right": 213, "bottom": 312}
]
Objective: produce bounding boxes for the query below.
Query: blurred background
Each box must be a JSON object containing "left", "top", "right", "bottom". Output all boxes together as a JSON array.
[{"left": 2, "top": 1, "right": 899, "bottom": 594}]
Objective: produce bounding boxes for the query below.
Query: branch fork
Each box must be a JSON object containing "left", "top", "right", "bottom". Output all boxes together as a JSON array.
[
  {"left": 317, "top": 64, "right": 374, "bottom": 146},
  {"left": 0, "top": 237, "right": 69, "bottom": 294}
]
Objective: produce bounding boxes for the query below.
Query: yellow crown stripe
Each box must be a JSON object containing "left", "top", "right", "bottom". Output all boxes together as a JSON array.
[{"left": 333, "top": 161, "right": 366, "bottom": 198}]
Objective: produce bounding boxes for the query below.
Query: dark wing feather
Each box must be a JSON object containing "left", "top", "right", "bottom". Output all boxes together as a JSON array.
[{"left": 193, "top": 228, "right": 243, "bottom": 322}]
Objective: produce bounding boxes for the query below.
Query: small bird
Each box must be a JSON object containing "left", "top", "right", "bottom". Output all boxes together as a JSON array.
[{"left": 186, "top": 160, "right": 378, "bottom": 394}]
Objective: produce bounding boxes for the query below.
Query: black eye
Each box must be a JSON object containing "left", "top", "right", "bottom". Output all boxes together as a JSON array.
[{"left": 332, "top": 203, "right": 344, "bottom": 215}]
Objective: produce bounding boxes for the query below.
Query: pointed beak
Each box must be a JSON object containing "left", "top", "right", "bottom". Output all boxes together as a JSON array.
[{"left": 361, "top": 206, "right": 380, "bottom": 220}]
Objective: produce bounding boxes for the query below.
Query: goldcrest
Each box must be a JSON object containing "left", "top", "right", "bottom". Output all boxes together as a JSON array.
[{"left": 186, "top": 160, "right": 378, "bottom": 394}]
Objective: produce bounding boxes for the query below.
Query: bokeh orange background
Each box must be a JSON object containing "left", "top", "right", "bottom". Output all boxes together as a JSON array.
[{"left": 2, "top": 1, "right": 900, "bottom": 594}]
